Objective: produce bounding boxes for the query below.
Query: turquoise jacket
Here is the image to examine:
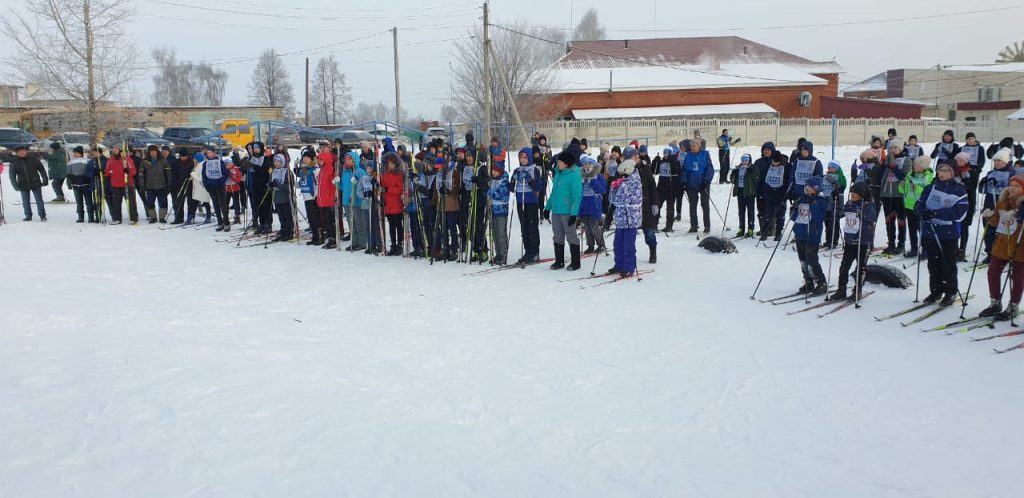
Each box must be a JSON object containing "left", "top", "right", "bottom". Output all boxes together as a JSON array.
[{"left": 544, "top": 165, "right": 583, "bottom": 216}]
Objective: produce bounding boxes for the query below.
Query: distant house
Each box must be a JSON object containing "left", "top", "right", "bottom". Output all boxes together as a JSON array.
[
  {"left": 0, "top": 85, "right": 20, "bottom": 107},
  {"left": 536, "top": 36, "right": 846, "bottom": 119}
]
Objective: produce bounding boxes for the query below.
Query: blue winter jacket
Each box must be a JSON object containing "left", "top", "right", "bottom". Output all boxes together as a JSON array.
[
  {"left": 915, "top": 178, "right": 968, "bottom": 241},
  {"left": 788, "top": 141, "right": 823, "bottom": 199},
  {"left": 680, "top": 150, "right": 714, "bottom": 189},
  {"left": 201, "top": 158, "right": 229, "bottom": 191},
  {"left": 486, "top": 172, "right": 510, "bottom": 217},
  {"left": 510, "top": 147, "right": 543, "bottom": 205},
  {"left": 791, "top": 193, "right": 829, "bottom": 243},
  {"left": 579, "top": 173, "right": 607, "bottom": 218},
  {"left": 753, "top": 142, "right": 777, "bottom": 197},
  {"left": 611, "top": 172, "right": 642, "bottom": 229},
  {"left": 339, "top": 151, "right": 364, "bottom": 208},
  {"left": 840, "top": 199, "right": 877, "bottom": 246}
]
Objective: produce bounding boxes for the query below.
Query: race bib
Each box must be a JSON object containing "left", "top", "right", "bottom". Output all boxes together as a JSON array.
[
  {"left": 964, "top": 146, "right": 979, "bottom": 165},
  {"left": 842, "top": 212, "right": 861, "bottom": 234},
  {"left": 765, "top": 166, "right": 784, "bottom": 188},
  {"left": 658, "top": 162, "right": 671, "bottom": 177},
  {"left": 795, "top": 203, "right": 810, "bottom": 224},
  {"left": 938, "top": 143, "right": 953, "bottom": 160},
  {"left": 794, "top": 160, "right": 815, "bottom": 185},
  {"left": 925, "top": 189, "right": 965, "bottom": 213},
  {"left": 819, "top": 177, "right": 834, "bottom": 198},
  {"left": 204, "top": 159, "right": 223, "bottom": 180},
  {"left": 997, "top": 210, "right": 1018, "bottom": 235},
  {"left": 270, "top": 167, "right": 287, "bottom": 185},
  {"left": 906, "top": 147, "right": 919, "bottom": 160},
  {"left": 737, "top": 168, "right": 747, "bottom": 185},
  {"left": 582, "top": 181, "right": 595, "bottom": 197}
]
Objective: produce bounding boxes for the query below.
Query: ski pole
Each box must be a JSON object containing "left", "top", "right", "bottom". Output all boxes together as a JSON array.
[
  {"left": 721, "top": 182, "right": 733, "bottom": 238},
  {"left": 825, "top": 193, "right": 838, "bottom": 302},
  {"left": 996, "top": 218, "right": 1024, "bottom": 326},
  {"left": 960, "top": 202, "right": 987, "bottom": 318},
  {"left": 749, "top": 219, "right": 793, "bottom": 300},
  {"left": 914, "top": 222, "right": 923, "bottom": 303}
]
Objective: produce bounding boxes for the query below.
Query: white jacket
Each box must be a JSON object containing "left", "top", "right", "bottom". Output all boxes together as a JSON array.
[{"left": 190, "top": 166, "right": 211, "bottom": 203}]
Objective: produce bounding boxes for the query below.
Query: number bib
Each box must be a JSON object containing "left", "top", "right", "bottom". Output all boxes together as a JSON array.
[
  {"left": 582, "top": 181, "right": 595, "bottom": 197},
  {"left": 204, "top": 159, "right": 223, "bottom": 180},
  {"left": 795, "top": 203, "right": 811, "bottom": 224},
  {"left": 794, "top": 160, "right": 815, "bottom": 185},
  {"left": 925, "top": 189, "right": 964, "bottom": 211},
  {"left": 842, "top": 212, "right": 861, "bottom": 234},
  {"left": 997, "top": 210, "right": 1018, "bottom": 235},
  {"left": 658, "top": 162, "right": 671, "bottom": 177},
  {"left": 765, "top": 166, "right": 784, "bottom": 188},
  {"left": 963, "top": 145, "right": 980, "bottom": 165}
]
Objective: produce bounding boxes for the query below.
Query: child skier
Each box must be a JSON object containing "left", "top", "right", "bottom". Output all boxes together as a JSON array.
[
  {"left": 381, "top": 151, "right": 406, "bottom": 256},
  {"left": 655, "top": 147, "right": 680, "bottom": 232},
  {"left": 201, "top": 146, "right": 230, "bottom": 232},
  {"left": 337, "top": 151, "right": 367, "bottom": 252},
  {"left": 545, "top": 150, "right": 583, "bottom": 271},
  {"left": 486, "top": 159, "right": 511, "bottom": 265},
  {"left": 314, "top": 147, "right": 337, "bottom": 248},
  {"left": 759, "top": 151, "right": 791, "bottom": 242},
  {"left": 360, "top": 159, "right": 383, "bottom": 255},
  {"left": 435, "top": 156, "right": 461, "bottom": 261},
  {"left": 979, "top": 174, "right": 1024, "bottom": 320},
  {"left": 898, "top": 155, "right": 934, "bottom": 259},
  {"left": 225, "top": 157, "right": 243, "bottom": 225},
  {"left": 608, "top": 158, "right": 642, "bottom": 277},
  {"left": 510, "top": 147, "right": 543, "bottom": 264},
  {"left": 879, "top": 142, "right": 911, "bottom": 254},
  {"left": 729, "top": 153, "right": 761, "bottom": 237},
  {"left": 828, "top": 182, "right": 877, "bottom": 302},
  {"left": 791, "top": 177, "right": 829, "bottom": 295},
  {"left": 904, "top": 135, "right": 925, "bottom": 161},
  {"left": 788, "top": 140, "right": 823, "bottom": 203},
  {"left": 186, "top": 155, "right": 211, "bottom": 225},
  {"left": 821, "top": 160, "right": 847, "bottom": 249},
  {"left": 104, "top": 146, "right": 138, "bottom": 225},
  {"left": 914, "top": 162, "right": 969, "bottom": 306},
  {"left": 269, "top": 154, "right": 295, "bottom": 242},
  {"left": 979, "top": 148, "right": 1014, "bottom": 263},
  {"left": 297, "top": 149, "right": 320, "bottom": 244},
  {"left": 579, "top": 155, "right": 607, "bottom": 254},
  {"left": 405, "top": 155, "right": 427, "bottom": 258}
]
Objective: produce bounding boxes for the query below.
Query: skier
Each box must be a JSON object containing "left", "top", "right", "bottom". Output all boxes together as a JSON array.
[
  {"left": 578, "top": 155, "right": 606, "bottom": 254},
  {"left": 224, "top": 157, "right": 243, "bottom": 225},
  {"left": 904, "top": 135, "right": 925, "bottom": 161},
  {"left": 269, "top": 154, "right": 295, "bottom": 242},
  {"left": 978, "top": 148, "right": 1014, "bottom": 263},
  {"left": 636, "top": 147, "right": 660, "bottom": 264},
  {"left": 791, "top": 177, "right": 829, "bottom": 295},
  {"left": 405, "top": 154, "right": 427, "bottom": 258},
  {"left": 104, "top": 146, "right": 138, "bottom": 225},
  {"left": 8, "top": 145, "right": 49, "bottom": 221},
  {"left": 716, "top": 128, "right": 740, "bottom": 184},
  {"left": 680, "top": 138, "right": 714, "bottom": 233},
  {"left": 898, "top": 155, "right": 934, "bottom": 259},
  {"left": 852, "top": 148, "right": 883, "bottom": 227},
  {"left": 729, "top": 153, "right": 761, "bottom": 238},
  {"left": 787, "top": 140, "right": 823, "bottom": 205},
  {"left": 607, "top": 158, "right": 641, "bottom": 277},
  {"left": 545, "top": 150, "right": 583, "bottom": 271},
  {"left": 43, "top": 142, "right": 68, "bottom": 202},
  {"left": 169, "top": 148, "right": 192, "bottom": 225},
  {"left": 66, "top": 146, "right": 96, "bottom": 223},
  {"left": 654, "top": 147, "right": 680, "bottom": 232},
  {"left": 359, "top": 157, "right": 384, "bottom": 255},
  {"left": 337, "top": 150, "right": 367, "bottom": 252},
  {"left": 435, "top": 155, "right": 461, "bottom": 261},
  {"left": 315, "top": 146, "right": 337, "bottom": 249},
  {"left": 828, "top": 182, "right": 877, "bottom": 302},
  {"left": 753, "top": 142, "right": 776, "bottom": 236},
  {"left": 88, "top": 147, "right": 108, "bottom": 220},
  {"left": 958, "top": 132, "right": 986, "bottom": 260},
  {"left": 186, "top": 154, "right": 211, "bottom": 225},
  {"left": 914, "top": 162, "right": 969, "bottom": 306},
  {"left": 296, "top": 149, "right": 320, "bottom": 244},
  {"left": 510, "top": 147, "right": 543, "bottom": 264},
  {"left": 486, "top": 158, "right": 511, "bottom": 265},
  {"left": 201, "top": 146, "right": 230, "bottom": 232},
  {"left": 759, "top": 151, "right": 791, "bottom": 242},
  {"left": 930, "top": 129, "right": 960, "bottom": 165},
  {"left": 139, "top": 145, "right": 171, "bottom": 224},
  {"left": 821, "top": 159, "right": 847, "bottom": 249},
  {"left": 979, "top": 174, "right": 1024, "bottom": 320},
  {"left": 601, "top": 145, "right": 621, "bottom": 231},
  {"left": 879, "top": 142, "right": 911, "bottom": 255},
  {"left": 381, "top": 151, "right": 406, "bottom": 256}
]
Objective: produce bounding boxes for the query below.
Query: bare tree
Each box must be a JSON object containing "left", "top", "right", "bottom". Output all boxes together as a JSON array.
[
  {"left": 151, "top": 48, "right": 228, "bottom": 106},
  {"left": 572, "top": 8, "right": 606, "bottom": 42},
  {"left": 2, "top": 0, "right": 139, "bottom": 149},
  {"left": 248, "top": 49, "right": 295, "bottom": 118},
  {"left": 440, "top": 103, "right": 458, "bottom": 124},
  {"left": 450, "top": 21, "right": 563, "bottom": 129},
  {"left": 997, "top": 41, "right": 1024, "bottom": 63},
  {"left": 309, "top": 55, "right": 352, "bottom": 125},
  {"left": 351, "top": 101, "right": 406, "bottom": 126}
]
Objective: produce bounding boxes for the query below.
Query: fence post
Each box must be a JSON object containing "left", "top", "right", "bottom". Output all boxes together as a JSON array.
[
  {"left": 863, "top": 120, "right": 868, "bottom": 145},
  {"left": 804, "top": 118, "right": 809, "bottom": 140},
  {"left": 774, "top": 119, "right": 779, "bottom": 144}
]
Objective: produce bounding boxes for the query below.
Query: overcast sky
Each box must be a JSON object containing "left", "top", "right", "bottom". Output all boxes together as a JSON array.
[{"left": 1, "top": 0, "right": 1019, "bottom": 120}]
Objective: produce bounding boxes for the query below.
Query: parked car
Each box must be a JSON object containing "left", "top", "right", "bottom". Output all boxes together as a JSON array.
[
  {"left": 162, "top": 126, "right": 233, "bottom": 153},
  {"left": 370, "top": 129, "right": 412, "bottom": 150},
  {"left": 215, "top": 119, "right": 254, "bottom": 149},
  {"left": 44, "top": 131, "right": 108, "bottom": 156},
  {"left": 103, "top": 128, "right": 174, "bottom": 151},
  {"left": 0, "top": 128, "right": 41, "bottom": 150},
  {"left": 265, "top": 126, "right": 302, "bottom": 147},
  {"left": 299, "top": 129, "right": 328, "bottom": 144},
  {"left": 329, "top": 129, "right": 376, "bottom": 149}
]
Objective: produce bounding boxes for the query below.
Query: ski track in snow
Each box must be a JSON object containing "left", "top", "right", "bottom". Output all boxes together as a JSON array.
[{"left": 2, "top": 144, "right": 1024, "bottom": 497}]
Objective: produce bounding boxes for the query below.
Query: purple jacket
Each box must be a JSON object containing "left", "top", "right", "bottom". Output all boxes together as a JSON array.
[{"left": 610, "top": 171, "right": 642, "bottom": 229}]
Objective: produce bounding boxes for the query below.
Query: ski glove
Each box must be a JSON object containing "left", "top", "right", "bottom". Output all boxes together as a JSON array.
[
  {"left": 981, "top": 208, "right": 995, "bottom": 218},
  {"left": 332, "top": 177, "right": 340, "bottom": 185},
  {"left": 921, "top": 211, "right": 935, "bottom": 220}
]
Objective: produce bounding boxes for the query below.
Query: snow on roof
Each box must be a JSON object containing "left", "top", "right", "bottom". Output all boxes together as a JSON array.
[
  {"left": 1008, "top": 108, "right": 1024, "bottom": 120},
  {"left": 561, "top": 36, "right": 813, "bottom": 67},
  {"left": 571, "top": 103, "right": 779, "bottom": 120},
  {"left": 868, "top": 97, "right": 930, "bottom": 107},
  {"left": 939, "top": 62, "right": 1024, "bottom": 73},
  {"left": 545, "top": 63, "right": 826, "bottom": 94},
  {"left": 842, "top": 72, "right": 887, "bottom": 94}
]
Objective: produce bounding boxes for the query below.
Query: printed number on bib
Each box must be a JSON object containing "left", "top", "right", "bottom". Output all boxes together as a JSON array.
[
  {"left": 842, "top": 212, "right": 861, "bottom": 234},
  {"left": 796, "top": 203, "right": 810, "bottom": 224}
]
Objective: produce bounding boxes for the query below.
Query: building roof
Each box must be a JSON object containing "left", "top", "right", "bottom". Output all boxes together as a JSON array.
[
  {"left": 544, "top": 63, "right": 827, "bottom": 94},
  {"left": 1008, "top": 108, "right": 1024, "bottom": 120},
  {"left": 841, "top": 72, "right": 887, "bottom": 94},
  {"left": 571, "top": 103, "right": 778, "bottom": 120},
  {"left": 940, "top": 62, "right": 1024, "bottom": 73}
]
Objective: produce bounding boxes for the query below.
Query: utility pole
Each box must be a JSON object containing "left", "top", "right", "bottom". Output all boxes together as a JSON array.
[
  {"left": 489, "top": 43, "right": 529, "bottom": 147},
  {"left": 483, "top": 1, "right": 492, "bottom": 142},
  {"left": 393, "top": 27, "right": 401, "bottom": 132},
  {"left": 304, "top": 57, "right": 310, "bottom": 127}
]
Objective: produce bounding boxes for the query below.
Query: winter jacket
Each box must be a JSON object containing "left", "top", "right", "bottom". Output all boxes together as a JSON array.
[
  {"left": 762, "top": 162, "right": 791, "bottom": 204},
  {"left": 791, "top": 193, "right": 828, "bottom": 243},
  {"left": 270, "top": 166, "right": 294, "bottom": 205},
  {"left": 840, "top": 198, "right": 877, "bottom": 246},
  {"left": 545, "top": 165, "right": 583, "bottom": 216},
  {"left": 104, "top": 156, "right": 137, "bottom": 188},
  {"left": 716, "top": 134, "right": 739, "bottom": 151},
  {"left": 990, "top": 193, "right": 1024, "bottom": 263},
  {"left": 8, "top": 155, "right": 49, "bottom": 191},
  {"left": 987, "top": 138, "right": 1024, "bottom": 161},
  {"left": 510, "top": 147, "right": 543, "bottom": 205},
  {"left": 297, "top": 166, "right": 319, "bottom": 201},
  {"left": 638, "top": 162, "right": 659, "bottom": 230},
  {"left": 316, "top": 155, "right": 337, "bottom": 208},
  {"left": 436, "top": 165, "right": 461, "bottom": 212},
  {"left": 66, "top": 157, "right": 93, "bottom": 189},
  {"left": 879, "top": 154, "right": 910, "bottom": 198},
  {"left": 487, "top": 172, "right": 510, "bottom": 217},
  {"left": 680, "top": 149, "right": 714, "bottom": 189},
  {"left": 44, "top": 148, "right": 68, "bottom": 179},
  {"left": 959, "top": 143, "right": 986, "bottom": 172},
  {"left": 820, "top": 168, "right": 846, "bottom": 211},
  {"left": 170, "top": 158, "right": 192, "bottom": 192},
  {"left": 930, "top": 141, "right": 961, "bottom": 164},
  {"left": 340, "top": 152, "right": 365, "bottom": 209},
  {"left": 753, "top": 142, "right": 777, "bottom": 197},
  {"left": 381, "top": 170, "right": 405, "bottom": 215},
  {"left": 140, "top": 157, "right": 172, "bottom": 190},
  {"left": 899, "top": 169, "right": 933, "bottom": 210},
  {"left": 226, "top": 166, "right": 242, "bottom": 194},
  {"left": 788, "top": 142, "right": 823, "bottom": 199},
  {"left": 201, "top": 158, "right": 229, "bottom": 191},
  {"left": 610, "top": 171, "right": 642, "bottom": 229},
  {"left": 915, "top": 178, "right": 968, "bottom": 241},
  {"left": 730, "top": 164, "right": 761, "bottom": 197},
  {"left": 189, "top": 165, "right": 211, "bottom": 204},
  {"left": 904, "top": 144, "right": 925, "bottom": 160},
  {"left": 579, "top": 172, "right": 606, "bottom": 218},
  {"left": 979, "top": 166, "right": 1012, "bottom": 211}
]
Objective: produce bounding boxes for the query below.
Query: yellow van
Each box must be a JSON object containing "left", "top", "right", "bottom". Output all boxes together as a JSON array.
[{"left": 216, "top": 119, "right": 254, "bottom": 148}]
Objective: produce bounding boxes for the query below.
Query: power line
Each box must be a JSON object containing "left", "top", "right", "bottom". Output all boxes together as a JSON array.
[
  {"left": 141, "top": 0, "right": 477, "bottom": 22},
  {"left": 138, "top": 12, "right": 474, "bottom": 33}
]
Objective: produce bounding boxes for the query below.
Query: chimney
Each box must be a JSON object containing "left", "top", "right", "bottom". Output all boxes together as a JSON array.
[
  {"left": 624, "top": 40, "right": 629, "bottom": 49},
  {"left": 743, "top": 45, "right": 748, "bottom": 55}
]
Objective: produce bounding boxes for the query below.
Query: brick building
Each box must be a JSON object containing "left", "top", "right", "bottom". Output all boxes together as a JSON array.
[{"left": 538, "top": 36, "right": 844, "bottom": 119}]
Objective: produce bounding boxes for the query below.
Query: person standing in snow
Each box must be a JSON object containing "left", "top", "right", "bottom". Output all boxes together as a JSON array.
[
  {"left": 44, "top": 142, "right": 68, "bottom": 202},
  {"left": 791, "top": 177, "right": 829, "bottom": 295},
  {"left": 224, "top": 157, "right": 243, "bottom": 225},
  {"left": 904, "top": 135, "right": 925, "bottom": 161},
  {"left": 879, "top": 142, "right": 911, "bottom": 255},
  {"left": 510, "top": 147, "right": 543, "bottom": 264},
  {"left": 8, "top": 145, "right": 48, "bottom": 222},
  {"left": 296, "top": 149, "right": 321, "bottom": 244},
  {"left": 915, "top": 162, "right": 969, "bottom": 306},
  {"left": 898, "top": 155, "right": 934, "bottom": 259},
  {"left": 139, "top": 145, "right": 172, "bottom": 224},
  {"left": 186, "top": 154, "right": 211, "bottom": 225},
  {"left": 759, "top": 151, "right": 791, "bottom": 242},
  {"left": 381, "top": 151, "right": 406, "bottom": 256},
  {"left": 828, "top": 182, "right": 877, "bottom": 302},
  {"left": 338, "top": 150, "right": 367, "bottom": 252},
  {"left": 487, "top": 159, "right": 511, "bottom": 265},
  {"left": 578, "top": 155, "right": 606, "bottom": 255},
  {"left": 635, "top": 147, "right": 660, "bottom": 264},
  {"left": 607, "top": 158, "right": 642, "bottom": 277},
  {"left": 753, "top": 142, "right": 777, "bottom": 236},
  {"left": 680, "top": 138, "right": 715, "bottom": 233},
  {"left": 930, "top": 129, "right": 960, "bottom": 166},
  {"left": 716, "top": 128, "right": 740, "bottom": 184},
  {"left": 169, "top": 148, "right": 191, "bottom": 225},
  {"left": 787, "top": 140, "right": 823, "bottom": 205},
  {"left": 978, "top": 148, "right": 1014, "bottom": 263},
  {"left": 730, "top": 153, "right": 761, "bottom": 238},
  {"left": 315, "top": 146, "right": 337, "bottom": 249},
  {"left": 104, "top": 145, "right": 137, "bottom": 225},
  {"left": 978, "top": 174, "right": 1024, "bottom": 320},
  {"left": 201, "top": 146, "right": 230, "bottom": 232},
  {"left": 654, "top": 147, "right": 680, "bottom": 232},
  {"left": 545, "top": 150, "right": 583, "bottom": 271},
  {"left": 270, "top": 154, "right": 295, "bottom": 242},
  {"left": 957, "top": 132, "right": 986, "bottom": 260},
  {"left": 820, "top": 159, "right": 846, "bottom": 249},
  {"left": 66, "top": 146, "right": 96, "bottom": 223}
]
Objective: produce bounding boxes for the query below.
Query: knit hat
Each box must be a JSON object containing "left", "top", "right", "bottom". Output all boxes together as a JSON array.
[
  {"left": 849, "top": 182, "right": 868, "bottom": 198},
  {"left": 740, "top": 153, "right": 752, "bottom": 163},
  {"left": 302, "top": 149, "right": 317, "bottom": 161},
  {"left": 177, "top": 147, "right": 190, "bottom": 157},
  {"left": 1010, "top": 175, "right": 1024, "bottom": 191},
  {"left": 415, "top": 151, "right": 425, "bottom": 161},
  {"left": 580, "top": 154, "right": 598, "bottom": 167},
  {"left": 623, "top": 147, "right": 638, "bottom": 160},
  {"left": 805, "top": 176, "right": 823, "bottom": 191},
  {"left": 639, "top": 144, "right": 648, "bottom": 154},
  {"left": 273, "top": 154, "right": 286, "bottom": 165},
  {"left": 771, "top": 151, "right": 786, "bottom": 163},
  {"left": 887, "top": 128, "right": 897, "bottom": 136},
  {"left": 993, "top": 147, "right": 1012, "bottom": 164},
  {"left": 913, "top": 155, "right": 932, "bottom": 169},
  {"left": 827, "top": 159, "right": 841, "bottom": 171},
  {"left": 556, "top": 150, "right": 576, "bottom": 166},
  {"left": 954, "top": 152, "right": 971, "bottom": 164},
  {"left": 224, "top": 157, "right": 233, "bottom": 165},
  {"left": 618, "top": 159, "right": 637, "bottom": 176},
  {"left": 965, "top": 132, "right": 976, "bottom": 140},
  {"left": 629, "top": 139, "right": 640, "bottom": 150}
]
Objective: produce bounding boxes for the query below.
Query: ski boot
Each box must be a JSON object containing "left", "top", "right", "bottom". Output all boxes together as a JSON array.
[
  {"left": 981, "top": 255, "right": 991, "bottom": 265},
  {"left": 596, "top": 245, "right": 607, "bottom": 254},
  {"left": 979, "top": 299, "right": 1002, "bottom": 317},
  {"left": 746, "top": 229, "right": 754, "bottom": 238},
  {"left": 956, "top": 249, "right": 967, "bottom": 262},
  {"left": 810, "top": 281, "right": 828, "bottom": 296},
  {"left": 703, "top": 226, "right": 711, "bottom": 234},
  {"left": 923, "top": 291, "right": 943, "bottom": 304},
  {"left": 827, "top": 287, "right": 847, "bottom": 302},
  {"left": 583, "top": 245, "right": 594, "bottom": 255},
  {"left": 735, "top": 228, "right": 745, "bottom": 238},
  {"left": 996, "top": 303, "right": 1019, "bottom": 322},
  {"left": 567, "top": 244, "right": 581, "bottom": 271},
  {"left": 648, "top": 246, "right": 657, "bottom": 264},
  {"left": 76, "top": 214, "right": 85, "bottom": 223},
  {"left": 797, "top": 281, "right": 812, "bottom": 294},
  {"left": 882, "top": 243, "right": 897, "bottom": 255},
  {"left": 939, "top": 293, "right": 956, "bottom": 307},
  {"left": 550, "top": 244, "right": 565, "bottom": 270},
  {"left": 687, "top": 226, "right": 698, "bottom": 233},
  {"left": 904, "top": 247, "right": 918, "bottom": 258}
]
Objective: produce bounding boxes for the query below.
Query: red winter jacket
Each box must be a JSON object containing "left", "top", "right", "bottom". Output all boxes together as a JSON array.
[
  {"left": 105, "top": 156, "right": 137, "bottom": 188},
  {"left": 316, "top": 159, "right": 337, "bottom": 208},
  {"left": 381, "top": 170, "right": 405, "bottom": 215},
  {"left": 226, "top": 166, "right": 242, "bottom": 193}
]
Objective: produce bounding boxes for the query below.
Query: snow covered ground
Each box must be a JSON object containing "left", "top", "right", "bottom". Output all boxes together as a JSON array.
[{"left": 2, "top": 144, "right": 1024, "bottom": 497}]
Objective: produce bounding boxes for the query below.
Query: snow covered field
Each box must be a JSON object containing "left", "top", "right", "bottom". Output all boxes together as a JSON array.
[{"left": 2, "top": 144, "right": 1024, "bottom": 497}]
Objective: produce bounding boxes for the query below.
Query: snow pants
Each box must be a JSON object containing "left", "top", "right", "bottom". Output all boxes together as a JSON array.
[
  {"left": 795, "top": 239, "right": 826, "bottom": 286},
  {"left": 924, "top": 237, "right": 959, "bottom": 295},
  {"left": 613, "top": 227, "right": 638, "bottom": 274}
]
